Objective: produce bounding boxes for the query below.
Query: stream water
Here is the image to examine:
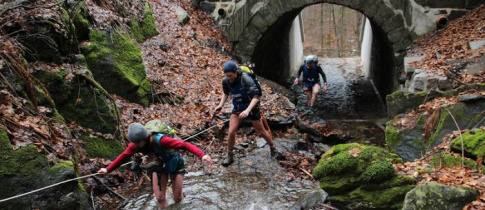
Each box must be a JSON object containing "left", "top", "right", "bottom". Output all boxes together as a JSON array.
[{"left": 119, "top": 57, "right": 386, "bottom": 209}]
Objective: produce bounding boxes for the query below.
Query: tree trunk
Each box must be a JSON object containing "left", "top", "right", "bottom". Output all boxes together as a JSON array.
[
  {"left": 331, "top": 5, "right": 340, "bottom": 57},
  {"left": 320, "top": 3, "right": 324, "bottom": 56}
]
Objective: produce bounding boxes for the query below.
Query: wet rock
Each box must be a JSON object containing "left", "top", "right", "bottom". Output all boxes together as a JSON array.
[
  {"left": 289, "top": 188, "right": 328, "bottom": 210},
  {"left": 175, "top": 6, "right": 190, "bottom": 25},
  {"left": 296, "top": 120, "right": 324, "bottom": 143},
  {"left": 457, "top": 93, "right": 484, "bottom": 102},
  {"left": 402, "top": 182, "right": 478, "bottom": 210},
  {"left": 274, "top": 137, "right": 299, "bottom": 154},
  {"left": 256, "top": 138, "right": 267, "bottom": 148},
  {"left": 313, "top": 143, "right": 332, "bottom": 157}
]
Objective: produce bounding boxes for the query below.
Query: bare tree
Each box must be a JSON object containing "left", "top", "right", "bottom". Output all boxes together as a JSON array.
[{"left": 331, "top": 5, "right": 340, "bottom": 57}]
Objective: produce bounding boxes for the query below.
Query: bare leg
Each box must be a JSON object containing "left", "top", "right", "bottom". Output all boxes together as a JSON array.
[
  {"left": 310, "top": 84, "right": 321, "bottom": 107},
  {"left": 171, "top": 174, "right": 184, "bottom": 204},
  {"left": 152, "top": 172, "right": 169, "bottom": 208},
  {"left": 252, "top": 119, "right": 276, "bottom": 157},
  {"left": 251, "top": 119, "right": 273, "bottom": 146},
  {"left": 223, "top": 114, "right": 242, "bottom": 166},
  {"left": 227, "top": 114, "right": 242, "bottom": 152},
  {"left": 305, "top": 89, "right": 312, "bottom": 106}
]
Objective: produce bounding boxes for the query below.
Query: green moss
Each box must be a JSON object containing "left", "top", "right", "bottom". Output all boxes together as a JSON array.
[
  {"left": 347, "top": 184, "right": 415, "bottom": 210},
  {"left": 450, "top": 129, "right": 485, "bottom": 160},
  {"left": 313, "top": 151, "right": 359, "bottom": 179},
  {"left": 427, "top": 110, "right": 449, "bottom": 145},
  {"left": 359, "top": 146, "right": 399, "bottom": 162},
  {"left": 0, "top": 130, "right": 47, "bottom": 178},
  {"left": 319, "top": 174, "right": 362, "bottom": 195},
  {"left": 58, "top": 78, "right": 118, "bottom": 133},
  {"left": 130, "top": 2, "right": 159, "bottom": 42},
  {"left": 48, "top": 159, "right": 74, "bottom": 175},
  {"left": 415, "top": 91, "right": 428, "bottom": 97},
  {"left": 82, "top": 30, "right": 150, "bottom": 106},
  {"left": 361, "top": 175, "right": 415, "bottom": 191},
  {"left": 33, "top": 69, "right": 72, "bottom": 105},
  {"left": 360, "top": 160, "right": 396, "bottom": 183},
  {"left": 82, "top": 133, "right": 123, "bottom": 158},
  {"left": 385, "top": 123, "right": 402, "bottom": 149},
  {"left": 321, "top": 143, "right": 362, "bottom": 159},
  {"left": 429, "top": 152, "right": 485, "bottom": 171},
  {"left": 72, "top": 2, "right": 90, "bottom": 41},
  {"left": 416, "top": 114, "right": 425, "bottom": 125}
]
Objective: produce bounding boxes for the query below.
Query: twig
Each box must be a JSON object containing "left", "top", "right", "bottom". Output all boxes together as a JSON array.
[
  {"left": 445, "top": 108, "right": 464, "bottom": 167},
  {"left": 90, "top": 188, "right": 96, "bottom": 210},
  {"left": 473, "top": 110, "right": 485, "bottom": 128},
  {"left": 299, "top": 167, "right": 313, "bottom": 178},
  {"left": 93, "top": 177, "right": 126, "bottom": 200},
  {"left": 320, "top": 203, "right": 339, "bottom": 210}
]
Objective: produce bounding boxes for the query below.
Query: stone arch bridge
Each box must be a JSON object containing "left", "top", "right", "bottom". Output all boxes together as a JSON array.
[{"left": 193, "top": 0, "right": 483, "bottom": 96}]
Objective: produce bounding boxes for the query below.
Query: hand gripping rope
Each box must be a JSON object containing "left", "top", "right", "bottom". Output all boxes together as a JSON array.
[{"left": 0, "top": 94, "right": 281, "bottom": 203}]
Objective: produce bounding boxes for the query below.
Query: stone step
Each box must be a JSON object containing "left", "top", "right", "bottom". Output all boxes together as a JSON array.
[
  {"left": 469, "top": 40, "right": 485, "bottom": 50},
  {"left": 404, "top": 56, "right": 424, "bottom": 74}
]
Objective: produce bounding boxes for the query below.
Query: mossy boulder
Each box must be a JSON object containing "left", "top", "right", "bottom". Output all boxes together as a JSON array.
[
  {"left": 81, "top": 133, "right": 123, "bottom": 159},
  {"left": 386, "top": 84, "right": 485, "bottom": 117},
  {"left": 33, "top": 64, "right": 119, "bottom": 134},
  {"left": 312, "top": 143, "right": 415, "bottom": 210},
  {"left": 81, "top": 30, "right": 151, "bottom": 106},
  {"left": 402, "top": 182, "right": 478, "bottom": 210},
  {"left": 70, "top": 1, "right": 91, "bottom": 41},
  {"left": 130, "top": 2, "right": 159, "bottom": 42},
  {"left": 0, "top": 129, "right": 90, "bottom": 209},
  {"left": 12, "top": 5, "right": 80, "bottom": 63},
  {"left": 450, "top": 129, "right": 485, "bottom": 162},
  {"left": 386, "top": 100, "right": 485, "bottom": 162},
  {"left": 429, "top": 152, "right": 485, "bottom": 171}
]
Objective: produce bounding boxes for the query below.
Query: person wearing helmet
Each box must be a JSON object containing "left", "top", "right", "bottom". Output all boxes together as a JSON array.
[
  {"left": 214, "top": 60, "right": 276, "bottom": 167},
  {"left": 97, "top": 123, "right": 212, "bottom": 208},
  {"left": 293, "top": 55, "right": 328, "bottom": 112}
]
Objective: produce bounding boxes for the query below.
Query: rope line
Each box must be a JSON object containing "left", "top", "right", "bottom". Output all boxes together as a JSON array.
[
  {"left": 0, "top": 173, "right": 99, "bottom": 203},
  {"left": 0, "top": 94, "right": 281, "bottom": 203}
]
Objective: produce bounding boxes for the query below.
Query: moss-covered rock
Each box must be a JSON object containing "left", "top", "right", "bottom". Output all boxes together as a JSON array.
[
  {"left": 130, "top": 2, "right": 159, "bottom": 42},
  {"left": 71, "top": 1, "right": 91, "bottom": 41},
  {"left": 313, "top": 143, "right": 415, "bottom": 210},
  {"left": 386, "top": 83, "right": 485, "bottom": 117},
  {"left": 81, "top": 133, "right": 123, "bottom": 159},
  {"left": 57, "top": 72, "right": 119, "bottom": 133},
  {"left": 33, "top": 64, "right": 119, "bottom": 134},
  {"left": 81, "top": 30, "right": 151, "bottom": 106},
  {"left": 450, "top": 129, "right": 485, "bottom": 161},
  {"left": 385, "top": 123, "right": 402, "bottom": 150},
  {"left": 0, "top": 129, "right": 89, "bottom": 209},
  {"left": 33, "top": 69, "right": 72, "bottom": 105},
  {"left": 429, "top": 152, "right": 485, "bottom": 171},
  {"left": 402, "top": 182, "right": 478, "bottom": 210},
  {"left": 387, "top": 100, "right": 485, "bottom": 162},
  {"left": 360, "top": 160, "right": 395, "bottom": 184}
]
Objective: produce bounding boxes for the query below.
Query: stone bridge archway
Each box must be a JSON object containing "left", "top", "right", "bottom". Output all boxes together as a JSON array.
[{"left": 223, "top": 0, "right": 415, "bottom": 96}]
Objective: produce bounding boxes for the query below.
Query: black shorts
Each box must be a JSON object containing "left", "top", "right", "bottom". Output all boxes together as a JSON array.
[{"left": 232, "top": 107, "right": 261, "bottom": 121}]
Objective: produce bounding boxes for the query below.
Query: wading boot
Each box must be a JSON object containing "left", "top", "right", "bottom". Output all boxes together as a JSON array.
[
  {"left": 270, "top": 145, "right": 277, "bottom": 159},
  {"left": 222, "top": 152, "right": 234, "bottom": 167}
]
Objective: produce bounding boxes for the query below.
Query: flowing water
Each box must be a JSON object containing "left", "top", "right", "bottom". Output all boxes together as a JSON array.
[{"left": 120, "top": 57, "right": 386, "bottom": 209}]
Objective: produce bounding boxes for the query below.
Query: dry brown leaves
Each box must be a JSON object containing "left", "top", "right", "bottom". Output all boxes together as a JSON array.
[
  {"left": 393, "top": 90, "right": 485, "bottom": 130},
  {"left": 409, "top": 5, "right": 485, "bottom": 85}
]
